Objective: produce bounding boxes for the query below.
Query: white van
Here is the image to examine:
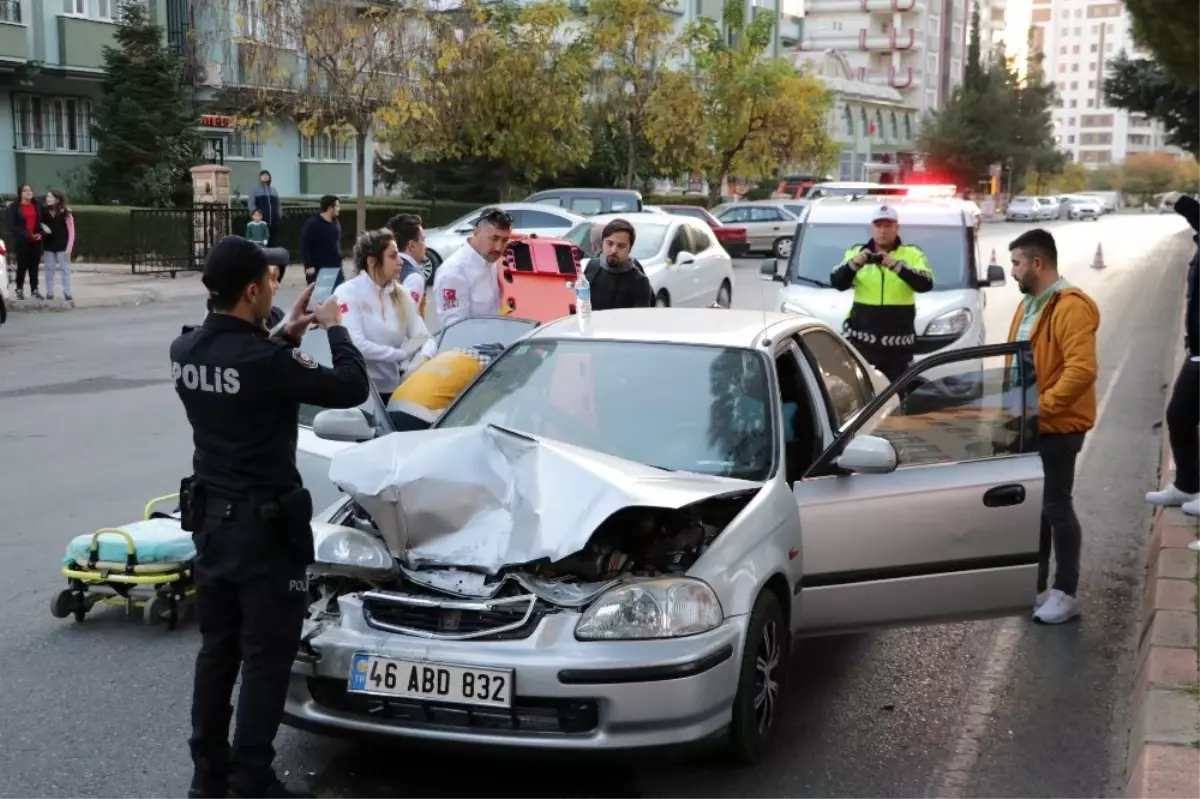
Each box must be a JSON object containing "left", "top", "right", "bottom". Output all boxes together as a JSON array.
[{"left": 760, "top": 195, "right": 1006, "bottom": 370}]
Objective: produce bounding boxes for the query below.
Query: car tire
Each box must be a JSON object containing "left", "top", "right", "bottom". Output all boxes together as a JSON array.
[
  {"left": 773, "top": 237, "right": 793, "bottom": 259},
  {"left": 655, "top": 290, "right": 670, "bottom": 308},
  {"left": 726, "top": 588, "right": 788, "bottom": 765},
  {"left": 715, "top": 280, "right": 732, "bottom": 308}
]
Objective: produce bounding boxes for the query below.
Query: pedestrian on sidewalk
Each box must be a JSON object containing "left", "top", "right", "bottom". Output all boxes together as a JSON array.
[
  {"left": 40, "top": 189, "right": 74, "bottom": 303},
  {"left": 247, "top": 170, "right": 282, "bottom": 248},
  {"left": 1007, "top": 228, "right": 1100, "bottom": 625},
  {"left": 1146, "top": 194, "right": 1200, "bottom": 517},
  {"left": 6, "top": 184, "right": 43, "bottom": 300},
  {"left": 299, "top": 195, "right": 342, "bottom": 286}
]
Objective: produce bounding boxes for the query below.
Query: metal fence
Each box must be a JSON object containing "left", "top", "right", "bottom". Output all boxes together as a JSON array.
[{"left": 130, "top": 204, "right": 323, "bottom": 275}]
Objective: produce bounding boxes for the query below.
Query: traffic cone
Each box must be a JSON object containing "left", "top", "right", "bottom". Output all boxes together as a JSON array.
[{"left": 1091, "top": 243, "right": 1106, "bottom": 270}]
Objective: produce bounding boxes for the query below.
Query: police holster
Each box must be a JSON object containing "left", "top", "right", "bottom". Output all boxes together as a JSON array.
[
  {"left": 179, "top": 476, "right": 207, "bottom": 533},
  {"left": 257, "top": 487, "right": 315, "bottom": 566}
]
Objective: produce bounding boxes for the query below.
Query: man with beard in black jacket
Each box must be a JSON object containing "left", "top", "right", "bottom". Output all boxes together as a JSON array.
[
  {"left": 1146, "top": 194, "right": 1200, "bottom": 517},
  {"left": 582, "top": 219, "right": 654, "bottom": 310}
]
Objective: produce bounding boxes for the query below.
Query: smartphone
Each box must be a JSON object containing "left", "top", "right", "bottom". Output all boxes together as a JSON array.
[{"left": 309, "top": 267, "right": 342, "bottom": 310}]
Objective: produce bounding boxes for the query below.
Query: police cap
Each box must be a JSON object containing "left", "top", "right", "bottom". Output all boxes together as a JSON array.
[{"left": 202, "top": 235, "right": 271, "bottom": 301}]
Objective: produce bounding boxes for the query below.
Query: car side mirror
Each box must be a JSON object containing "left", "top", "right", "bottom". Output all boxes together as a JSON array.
[
  {"left": 759, "top": 258, "right": 783, "bottom": 282},
  {"left": 984, "top": 264, "right": 1006, "bottom": 287},
  {"left": 313, "top": 408, "right": 376, "bottom": 443},
  {"left": 836, "top": 435, "right": 897, "bottom": 474},
  {"left": 676, "top": 251, "right": 696, "bottom": 266}
]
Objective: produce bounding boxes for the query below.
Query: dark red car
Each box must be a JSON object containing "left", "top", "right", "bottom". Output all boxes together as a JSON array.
[{"left": 657, "top": 204, "right": 750, "bottom": 258}]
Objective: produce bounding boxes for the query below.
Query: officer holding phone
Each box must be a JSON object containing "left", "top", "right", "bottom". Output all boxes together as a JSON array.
[
  {"left": 829, "top": 204, "right": 935, "bottom": 382},
  {"left": 170, "top": 236, "right": 369, "bottom": 799}
]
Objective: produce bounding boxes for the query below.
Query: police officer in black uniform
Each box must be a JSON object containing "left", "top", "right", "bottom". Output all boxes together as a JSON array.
[{"left": 171, "top": 236, "right": 370, "bottom": 799}]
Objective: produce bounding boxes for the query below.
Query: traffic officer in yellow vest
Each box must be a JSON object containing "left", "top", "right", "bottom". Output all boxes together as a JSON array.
[{"left": 829, "top": 204, "right": 934, "bottom": 382}]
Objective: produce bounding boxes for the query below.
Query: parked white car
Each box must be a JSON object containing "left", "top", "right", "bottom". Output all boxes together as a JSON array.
[
  {"left": 1035, "top": 197, "right": 1061, "bottom": 220},
  {"left": 1062, "top": 196, "right": 1103, "bottom": 220},
  {"left": 1005, "top": 196, "right": 1040, "bottom": 222},
  {"left": 423, "top": 203, "right": 586, "bottom": 283},
  {"left": 563, "top": 212, "right": 736, "bottom": 308}
]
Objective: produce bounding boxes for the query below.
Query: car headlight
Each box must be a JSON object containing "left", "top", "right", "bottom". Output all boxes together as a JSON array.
[
  {"left": 781, "top": 300, "right": 810, "bottom": 315},
  {"left": 311, "top": 525, "right": 396, "bottom": 580},
  {"left": 575, "top": 577, "right": 724, "bottom": 641},
  {"left": 924, "top": 308, "right": 973, "bottom": 337}
]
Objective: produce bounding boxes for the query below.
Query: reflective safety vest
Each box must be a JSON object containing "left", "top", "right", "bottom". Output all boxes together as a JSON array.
[{"left": 842, "top": 244, "right": 934, "bottom": 308}]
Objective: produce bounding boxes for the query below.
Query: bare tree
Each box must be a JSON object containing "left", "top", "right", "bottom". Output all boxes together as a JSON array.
[{"left": 197, "top": 0, "right": 434, "bottom": 232}]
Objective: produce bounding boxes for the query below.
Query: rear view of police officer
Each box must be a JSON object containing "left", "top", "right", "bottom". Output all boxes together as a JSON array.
[{"left": 171, "top": 236, "right": 370, "bottom": 799}]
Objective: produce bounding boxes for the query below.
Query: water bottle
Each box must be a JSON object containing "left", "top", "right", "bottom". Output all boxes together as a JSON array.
[{"left": 575, "top": 269, "right": 592, "bottom": 331}]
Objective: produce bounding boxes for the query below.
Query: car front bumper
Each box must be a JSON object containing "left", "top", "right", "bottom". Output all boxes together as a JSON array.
[{"left": 284, "top": 593, "right": 747, "bottom": 750}]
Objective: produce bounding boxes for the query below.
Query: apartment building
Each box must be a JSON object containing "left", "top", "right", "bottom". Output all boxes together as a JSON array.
[
  {"left": 1030, "top": 0, "right": 1174, "bottom": 166},
  {"left": 0, "top": 0, "right": 371, "bottom": 200}
]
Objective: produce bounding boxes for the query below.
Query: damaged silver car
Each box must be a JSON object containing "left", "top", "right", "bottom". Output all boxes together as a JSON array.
[{"left": 285, "top": 308, "right": 1046, "bottom": 764}]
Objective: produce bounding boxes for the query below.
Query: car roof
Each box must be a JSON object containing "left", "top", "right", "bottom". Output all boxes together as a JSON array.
[
  {"left": 527, "top": 188, "right": 642, "bottom": 198},
  {"left": 491, "top": 202, "right": 584, "bottom": 215},
  {"left": 531, "top": 308, "right": 819, "bottom": 348},
  {"left": 803, "top": 195, "right": 973, "bottom": 227}
]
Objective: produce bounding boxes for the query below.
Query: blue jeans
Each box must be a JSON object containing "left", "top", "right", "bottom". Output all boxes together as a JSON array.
[{"left": 44, "top": 251, "right": 72, "bottom": 297}]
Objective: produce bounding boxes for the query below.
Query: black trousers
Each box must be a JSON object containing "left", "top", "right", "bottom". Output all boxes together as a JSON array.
[
  {"left": 1037, "top": 432, "right": 1086, "bottom": 596},
  {"left": 1166, "top": 359, "right": 1200, "bottom": 494},
  {"left": 859, "top": 346, "right": 913, "bottom": 384},
  {"left": 15, "top": 241, "right": 40, "bottom": 292},
  {"left": 189, "top": 511, "right": 308, "bottom": 793}
]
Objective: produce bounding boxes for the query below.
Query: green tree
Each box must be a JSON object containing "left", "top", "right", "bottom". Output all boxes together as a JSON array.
[
  {"left": 644, "top": 0, "right": 837, "bottom": 202},
  {"left": 964, "top": 2, "right": 984, "bottom": 93},
  {"left": 1121, "top": 153, "right": 1183, "bottom": 204},
  {"left": 414, "top": 1, "right": 594, "bottom": 201},
  {"left": 208, "top": 0, "right": 432, "bottom": 233},
  {"left": 584, "top": 0, "right": 688, "bottom": 189},
  {"left": 1104, "top": 52, "right": 1200, "bottom": 158},
  {"left": 89, "top": 2, "right": 203, "bottom": 207},
  {"left": 1123, "top": 0, "right": 1199, "bottom": 87}
]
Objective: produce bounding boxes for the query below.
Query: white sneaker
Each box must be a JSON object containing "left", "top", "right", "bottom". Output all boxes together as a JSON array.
[
  {"left": 1146, "top": 485, "right": 1199, "bottom": 507},
  {"left": 1182, "top": 498, "right": 1200, "bottom": 517},
  {"left": 1033, "top": 589, "right": 1080, "bottom": 625},
  {"left": 1033, "top": 590, "right": 1050, "bottom": 616}
]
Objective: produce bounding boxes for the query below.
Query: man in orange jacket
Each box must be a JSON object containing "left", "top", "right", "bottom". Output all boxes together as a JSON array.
[{"left": 1006, "top": 228, "right": 1100, "bottom": 625}]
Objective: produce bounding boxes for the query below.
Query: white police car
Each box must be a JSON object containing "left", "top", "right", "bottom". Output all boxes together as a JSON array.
[{"left": 760, "top": 195, "right": 1006, "bottom": 376}]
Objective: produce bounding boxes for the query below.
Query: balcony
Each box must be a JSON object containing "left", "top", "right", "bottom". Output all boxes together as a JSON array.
[
  {"left": 231, "top": 40, "right": 301, "bottom": 90},
  {"left": 57, "top": 15, "right": 119, "bottom": 71},
  {"left": 0, "top": 0, "right": 28, "bottom": 62},
  {"left": 799, "top": 28, "right": 922, "bottom": 52},
  {"left": 804, "top": 0, "right": 926, "bottom": 12}
]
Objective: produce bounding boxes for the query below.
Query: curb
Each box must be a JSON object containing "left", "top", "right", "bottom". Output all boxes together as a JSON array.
[
  {"left": 1124, "top": 365, "right": 1200, "bottom": 797},
  {"left": 4, "top": 289, "right": 161, "bottom": 311}
]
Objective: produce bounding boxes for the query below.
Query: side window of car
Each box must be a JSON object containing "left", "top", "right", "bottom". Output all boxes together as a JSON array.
[
  {"left": 667, "top": 227, "right": 690, "bottom": 260},
  {"left": 750, "top": 207, "right": 782, "bottom": 222},
  {"left": 532, "top": 196, "right": 563, "bottom": 207},
  {"left": 521, "top": 210, "right": 573, "bottom": 229},
  {"left": 570, "top": 198, "right": 604, "bottom": 215},
  {"left": 611, "top": 199, "right": 636, "bottom": 212},
  {"left": 798, "top": 330, "right": 874, "bottom": 429},
  {"left": 720, "top": 207, "right": 747, "bottom": 223},
  {"left": 689, "top": 224, "right": 712, "bottom": 251}
]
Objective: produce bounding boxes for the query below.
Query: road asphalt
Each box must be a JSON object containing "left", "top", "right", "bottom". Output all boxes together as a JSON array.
[{"left": 0, "top": 214, "right": 1194, "bottom": 798}]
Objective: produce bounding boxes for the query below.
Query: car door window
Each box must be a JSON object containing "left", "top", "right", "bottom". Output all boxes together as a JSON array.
[
  {"left": 519, "top": 209, "right": 573, "bottom": 229},
  {"left": 667, "top": 227, "right": 690, "bottom": 260},
  {"left": 749, "top": 207, "right": 783, "bottom": 222},
  {"left": 533, "top": 197, "right": 563, "bottom": 207},
  {"left": 611, "top": 198, "right": 637, "bottom": 212},
  {"left": 569, "top": 197, "right": 604, "bottom": 215},
  {"left": 719, "top": 207, "right": 748, "bottom": 223},
  {"left": 775, "top": 343, "right": 822, "bottom": 484},
  {"left": 689, "top": 224, "right": 712, "bottom": 251},
  {"left": 798, "top": 330, "right": 874, "bottom": 429}
]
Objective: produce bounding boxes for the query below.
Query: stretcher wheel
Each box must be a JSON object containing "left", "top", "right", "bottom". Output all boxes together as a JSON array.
[
  {"left": 144, "top": 595, "right": 169, "bottom": 626},
  {"left": 50, "top": 589, "right": 77, "bottom": 619}
]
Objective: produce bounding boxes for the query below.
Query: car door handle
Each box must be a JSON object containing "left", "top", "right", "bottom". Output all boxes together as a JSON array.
[{"left": 982, "top": 484, "right": 1026, "bottom": 507}]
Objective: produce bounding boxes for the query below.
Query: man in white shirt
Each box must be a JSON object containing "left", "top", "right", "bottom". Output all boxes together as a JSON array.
[
  {"left": 387, "top": 213, "right": 429, "bottom": 313},
  {"left": 432, "top": 207, "right": 513, "bottom": 329}
]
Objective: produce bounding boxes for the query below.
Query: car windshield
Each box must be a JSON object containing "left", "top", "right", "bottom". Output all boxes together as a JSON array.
[
  {"left": 438, "top": 339, "right": 775, "bottom": 481},
  {"left": 787, "top": 223, "right": 972, "bottom": 291},
  {"left": 563, "top": 221, "right": 669, "bottom": 260}
]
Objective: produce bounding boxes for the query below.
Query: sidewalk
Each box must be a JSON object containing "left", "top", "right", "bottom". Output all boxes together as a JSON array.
[{"left": 4, "top": 261, "right": 322, "bottom": 312}]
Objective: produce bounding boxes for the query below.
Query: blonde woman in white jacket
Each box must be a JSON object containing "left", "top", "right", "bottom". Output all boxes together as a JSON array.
[{"left": 334, "top": 228, "right": 437, "bottom": 399}]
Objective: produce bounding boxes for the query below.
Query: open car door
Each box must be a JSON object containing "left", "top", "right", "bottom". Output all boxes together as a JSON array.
[{"left": 793, "top": 342, "right": 1043, "bottom": 636}]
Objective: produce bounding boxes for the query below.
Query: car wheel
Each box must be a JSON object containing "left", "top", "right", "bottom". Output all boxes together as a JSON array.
[
  {"left": 655, "top": 290, "right": 670, "bottom": 308},
  {"left": 726, "top": 588, "right": 788, "bottom": 765},
  {"left": 715, "top": 280, "right": 732, "bottom": 309},
  {"left": 773, "top": 237, "right": 793, "bottom": 259},
  {"left": 423, "top": 251, "right": 442, "bottom": 286}
]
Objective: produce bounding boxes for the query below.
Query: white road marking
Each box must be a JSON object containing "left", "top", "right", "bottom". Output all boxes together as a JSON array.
[{"left": 930, "top": 322, "right": 1133, "bottom": 798}]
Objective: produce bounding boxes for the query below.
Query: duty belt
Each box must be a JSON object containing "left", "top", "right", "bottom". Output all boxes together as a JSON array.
[{"left": 843, "top": 326, "right": 916, "bottom": 348}]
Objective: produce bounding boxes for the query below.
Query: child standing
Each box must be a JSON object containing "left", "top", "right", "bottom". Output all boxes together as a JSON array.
[
  {"left": 41, "top": 190, "right": 74, "bottom": 302},
  {"left": 246, "top": 207, "right": 269, "bottom": 247}
]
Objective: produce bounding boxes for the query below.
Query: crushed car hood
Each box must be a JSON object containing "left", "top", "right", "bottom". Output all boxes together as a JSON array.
[{"left": 327, "top": 424, "right": 761, "bottom": 574}]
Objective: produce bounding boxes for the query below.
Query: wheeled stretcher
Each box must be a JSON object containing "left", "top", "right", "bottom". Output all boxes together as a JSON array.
[{"left": 52, "top": 493, "right": 197, "bottom": 629}]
